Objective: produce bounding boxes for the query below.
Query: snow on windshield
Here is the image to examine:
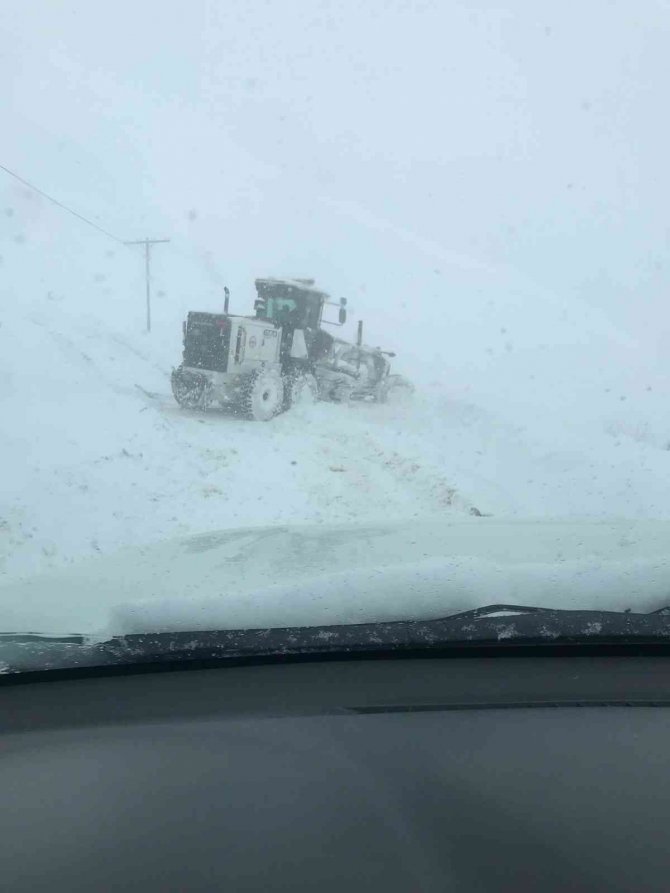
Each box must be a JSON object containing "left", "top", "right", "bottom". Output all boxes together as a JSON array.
[
  {"left": 2, "top": 1, "right": 670, "bottom": 633},
  {"left": 2, "top": 519, "right": 670, "bottom": 638}
]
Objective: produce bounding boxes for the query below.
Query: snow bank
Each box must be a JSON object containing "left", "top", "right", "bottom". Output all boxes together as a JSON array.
[
  {"left": 2, "top": 518, "right": 669, "bottom": 637},
  {"left": 109, "top": 552, "right": 670, "bottom": 638}
]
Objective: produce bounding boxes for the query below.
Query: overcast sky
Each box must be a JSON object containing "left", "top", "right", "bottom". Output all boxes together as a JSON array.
[{"left": 3, "top": 0, "right": 670, "bottom": 358}]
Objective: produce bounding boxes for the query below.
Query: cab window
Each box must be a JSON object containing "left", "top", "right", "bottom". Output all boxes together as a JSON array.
[{"left": 265, "top": 297, "right": 299, "bottom": 324}]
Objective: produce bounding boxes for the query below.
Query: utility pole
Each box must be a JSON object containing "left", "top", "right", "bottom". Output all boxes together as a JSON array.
[{"left": 125, "top": 238, "right": 170, "bottom": 332}]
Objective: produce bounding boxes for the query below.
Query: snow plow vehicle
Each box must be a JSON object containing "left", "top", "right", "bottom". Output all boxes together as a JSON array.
[{"left": 171, "top": 278, "right": 412, "bottom": 420}]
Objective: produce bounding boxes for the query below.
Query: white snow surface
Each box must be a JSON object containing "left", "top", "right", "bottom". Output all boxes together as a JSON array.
[
  {"left": 2, "top": 261, "right": 669, "bottom": 576},
  {"left": 2, "top": 518, "right": 670, "bottom": 638},
  {"left": 3, "top": 231, "right": 670, "bottom": 635},
  {"left": 2, "top": 262, "right": 670, "bottom": 635}
]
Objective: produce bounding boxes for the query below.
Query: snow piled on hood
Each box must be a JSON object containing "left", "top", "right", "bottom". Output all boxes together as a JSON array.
[{"left": 1, "top": 518, "right": 669, "bottom": 637}]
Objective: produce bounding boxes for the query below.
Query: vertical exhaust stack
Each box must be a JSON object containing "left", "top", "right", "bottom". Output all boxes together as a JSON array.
[
  {"left": 224, "top": 286, "right": 230, "bottom": 315},
  {"left": 357, "top": 320, "right": 364, "bottom": 347}
]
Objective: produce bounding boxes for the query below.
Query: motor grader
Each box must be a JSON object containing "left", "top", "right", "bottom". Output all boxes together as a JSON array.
[{"left": 171, "top": 278, "right": 412, "bottom": 420}]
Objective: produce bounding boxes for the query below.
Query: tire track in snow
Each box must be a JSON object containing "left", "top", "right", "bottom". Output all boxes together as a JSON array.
[{"left": 326, "top": 421, "right": 477, "bottom": 517}]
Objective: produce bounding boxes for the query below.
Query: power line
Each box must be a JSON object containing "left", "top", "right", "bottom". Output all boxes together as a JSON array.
[
  {"left": 0, "top": 161, "right": 125, "bottom": 245},
  {"left": 0, "top": 162, "right": 174, "bottom": 333}
]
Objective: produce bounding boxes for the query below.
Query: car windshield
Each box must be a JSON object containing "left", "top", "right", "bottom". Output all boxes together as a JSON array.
[{"left": 2, "top": 1, "right": 670, "bottom": 663}]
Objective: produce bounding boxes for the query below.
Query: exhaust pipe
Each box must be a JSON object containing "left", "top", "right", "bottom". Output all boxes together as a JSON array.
[
  {"left": 224, "top": 286, "right": 230, "bottom": 314},
  {"left": 357, "top": 320, "right": 363, "bottom": 347}
]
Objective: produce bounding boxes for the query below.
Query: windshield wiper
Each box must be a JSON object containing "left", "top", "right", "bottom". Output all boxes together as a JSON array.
[
  {"left": 444, "top": 603, "right": 670, "bottom": 621},
  {"left": 3, "top": 603, "right": 670, "bottom": 676}
]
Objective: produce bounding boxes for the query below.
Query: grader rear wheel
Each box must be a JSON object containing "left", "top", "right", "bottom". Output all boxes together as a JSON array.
[
  {"left": 171, "top": 368, "right": 212, "bottom": 410},
  {"left": 241, "top": 368, "right": 285, "bottom": 421}
]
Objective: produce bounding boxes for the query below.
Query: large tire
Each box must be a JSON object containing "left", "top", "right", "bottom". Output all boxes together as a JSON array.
[
  {"left": 241, "top": 368, "right": 285, "bottom": 421},
  {"left": 171, "top": 367, "right": 212, "bottom": 410},
  {"left": 286, "top": 372, "right": 319, "bottom": 408}
]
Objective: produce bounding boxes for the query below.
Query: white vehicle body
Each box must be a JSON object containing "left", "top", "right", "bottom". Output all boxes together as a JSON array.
[{"left": 172, "top": 278, "right": 409, "bottom": 419}]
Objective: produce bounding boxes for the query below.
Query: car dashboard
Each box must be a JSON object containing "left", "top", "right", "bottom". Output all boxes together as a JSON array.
[{"left": 2, "top": 650, "right": 670, "bottom": 892}]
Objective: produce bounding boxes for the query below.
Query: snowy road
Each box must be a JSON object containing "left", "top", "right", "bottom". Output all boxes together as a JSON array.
[{"left": 2, "top": 295, "right": 670, "bottom": 587}]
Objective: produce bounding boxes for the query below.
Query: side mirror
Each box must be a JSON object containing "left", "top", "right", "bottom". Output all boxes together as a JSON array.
[{"left": 339, "top": 297, "right": 347, "bottom": 325}]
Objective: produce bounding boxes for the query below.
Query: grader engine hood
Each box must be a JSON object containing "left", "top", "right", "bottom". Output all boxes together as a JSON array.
[
  {"left": 183, "top": 312, "right": 232, "bottom": 372},
  {"left": 183, "top": 312, "right": 284, "bottom": 375}
]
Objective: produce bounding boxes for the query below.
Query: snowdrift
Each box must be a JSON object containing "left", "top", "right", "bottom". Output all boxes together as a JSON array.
[{"left": 1, "top": 518, "right": 669, "bottom": 637}]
